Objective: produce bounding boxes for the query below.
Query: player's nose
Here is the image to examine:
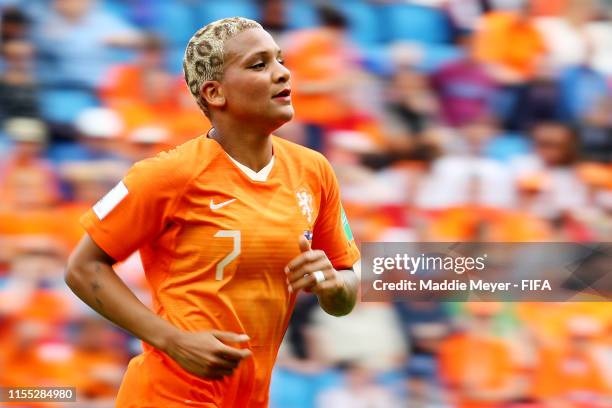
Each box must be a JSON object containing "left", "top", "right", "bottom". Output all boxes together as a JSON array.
[{"left": 272, "top": 60, "right": 290, "bottom": 83}]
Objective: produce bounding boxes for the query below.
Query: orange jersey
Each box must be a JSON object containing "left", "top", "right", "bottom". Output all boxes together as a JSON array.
[{"left": 80, "top": 135, "right": 360, "bottom": 407}]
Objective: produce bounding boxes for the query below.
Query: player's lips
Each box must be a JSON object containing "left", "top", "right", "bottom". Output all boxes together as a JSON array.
[{"left": 272, "top": 88, "right": 291, "bottom": 102}]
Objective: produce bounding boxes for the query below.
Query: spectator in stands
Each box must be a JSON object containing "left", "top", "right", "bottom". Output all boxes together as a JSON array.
[
  {"left": 316, "top": 361, "right": 402, "bottom": 408},
  {"left": 415, "top": 118, "right": 515, "bottom": 211},
  {"left": 123, "top": 125, "right": 170, "bottom": 162},
  {"left": 439, "top": 302, "right": 524, "bottom": 407},
  {"left": 0, "top": 117, "right": 87, "bottom": 248},
  {"left": 0, "top": 38, "right": 40, "bottom": 122},
  {"left": 531, "top": 316, "right": 608, "bottom": 405},
  {"left": 284, "top": 5, "right": 363, "bottom": 151},
  {"left": 1, "top": 6, "right": 30, "bottom": 42},
  {"left": 534, "top": 0, "right": 597, "bottom": 70},
  {"left": 308, "top": 302, "right": 408, "bottom": 371},
  {"left": 70, "top": 316, "right": 126, "bottom": 401},
  {"left": 257, "top": 0, "right": 288, "bottom": 39},
  {"left": 53, "top": 108, "right": 129, "bottom": 200},
  {"left": 474, "top": 1, "right": 548, "bottom": 130},
  {"left": 393, "top": 301, "right": 449, "bottom": 393},
  {"left": 0, "top": 118, "right": 57, "bottom": 211},
  {"left": 50, "top": 107, "right": 127, "bottom": 164},
  {"left": 585, "top": 3, "right": 612, "bottom": 76},
  {"left": 33, "top": 0, "right": 142, "bottom": 90},
  {"left": 100, "top": 33, "right": 170, "bottom": 109},
  {"left": 555, "top": 39, "right": 612, "bottom": 162},
  {"left": 578, "top": 95, "right": 612, "bottom": 163},
  {"left": 511, "top": 58, "right": 562, "bottom": 130},
  {"left": 100, "top": 32, "right": 210, "bottom": 147},
  {"left": 474, "top": 1, "right": 547, "bottom": 84},
  {"left": 431, "top": 33, "right": 497, "bottom": 127},
  {"left": 557, "top": 40, "right": 609, "bottom": 124},
  {"left": 387, "top": 56, "right": 440, "bottom": 135},
  {"left": 512, "top": 121, "right": 588, "bottom": 219}
]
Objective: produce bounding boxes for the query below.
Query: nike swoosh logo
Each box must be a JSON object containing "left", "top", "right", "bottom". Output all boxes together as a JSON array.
[{"left": 210, "top": 198, "right": 236, "bottom": 211}]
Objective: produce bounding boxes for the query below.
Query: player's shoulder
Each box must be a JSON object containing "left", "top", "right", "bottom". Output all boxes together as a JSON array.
[
  {"left": 129, "top": 134, "right": 215, "bottom": 186},
  {"left": 272, "top": 136, "right": 336, "bottom": 186},
  {"left": 272, "top": 135, "right": 330, "bottom": 170}
]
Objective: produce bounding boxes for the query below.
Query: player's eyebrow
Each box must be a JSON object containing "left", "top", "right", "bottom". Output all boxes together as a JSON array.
[{"left": 243, "top": 48, "right": 283, "bottom": 63}]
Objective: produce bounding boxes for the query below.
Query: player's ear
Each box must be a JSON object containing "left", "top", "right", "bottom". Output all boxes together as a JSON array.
[{"left": 200, "top": 81, "right": 225, "bottom": 109}]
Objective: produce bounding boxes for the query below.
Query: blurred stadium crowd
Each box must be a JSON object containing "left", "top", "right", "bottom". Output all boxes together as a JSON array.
[{"left": 0, "top": 0, "right": 611, "bottom": 406}]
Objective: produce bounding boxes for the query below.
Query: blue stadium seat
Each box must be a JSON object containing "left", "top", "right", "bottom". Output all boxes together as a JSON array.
[
  {"left": 330, "top": 0, "right": 382, "bottom": 47},
  {"left": 152, "top": 1, "right": 197, "bottom": 48},
  {"left": 360, "top": 45, "right": 395, "bottom": 77},
  {"left": 285, "top": 0, "right": 319, "bottom": 29},
  {"left": 100, "top": 0, "right": 132, "bottom": 24},
  {"left": 168, "top": 45, "right": 187, "bottom": 75},
  {"left": 418, "top": 43, "right": 462, "bottom": 73},
  {"left": 199, "top": 0, "right": 260, "bottom": 23},
  {"left": 39, "top": 89, "right": 99, "bottom": 124},
  {"left": 485, "top": 133, "right": 531, "bottom": 162},
  {"left": 381, "top": 3, "right": 451, "bottom": 44},
  {"left": 270, "top": 368, "right": 343, "bottom": 408}
]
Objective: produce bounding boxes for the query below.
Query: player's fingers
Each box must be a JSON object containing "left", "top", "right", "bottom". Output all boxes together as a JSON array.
[
  {"left": 214, "top": 368, "right": 235, "bottom": 377},
  {"left": 211, "top": 331, "right": 250, "bottom": 344},
  {"left": 287, "top": 259, "right": 331, "bottom": 284},
  {"left": 216, "top": 343, "right": 252, "bottom": 361},
  {"left": 312, "top": 279, "right": 342, "bottom": 292},
  {"left": 208, "top": 354, "right": 240, "bottom": 369},
  {"left": 207, "top": 370, "right": 234, "bottom": 380},
  {"left": 205, "top": 371, "right": 228, "bottom": 380},
  {"left": 285, "top": 250, "right": 326, "bottom": 275},
  {"left": 298, "top": 235, "right": 311, "bottom": 253},
  {"left": 284, "top": 253, "right": 311, "bottom": 273},
  {"left": 291, "top": 269, "right": 335, "bottom": 292},
  {"left": 288, "top": 273, "right": 316, "bottom": 292},
  {"left": 290, "top": 267, "right": 334, "bottom": 292}
]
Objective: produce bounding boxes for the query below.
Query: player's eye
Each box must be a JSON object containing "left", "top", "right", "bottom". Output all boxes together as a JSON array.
[{"left": 249, "top": 62, "right": 266, "bottom": 69}]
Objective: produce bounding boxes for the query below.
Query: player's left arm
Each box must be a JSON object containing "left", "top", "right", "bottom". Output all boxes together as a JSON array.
[
  {"left": 285, "top": 153, "right": 360, "bottom": 316},
  {"left": 285, "top": 236, "right": 358, "bottom": 317}
]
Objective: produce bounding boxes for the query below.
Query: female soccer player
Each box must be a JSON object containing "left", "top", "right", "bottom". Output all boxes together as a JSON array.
[{"left": 65, "top": 17, "right": 360, "bottom": 407}]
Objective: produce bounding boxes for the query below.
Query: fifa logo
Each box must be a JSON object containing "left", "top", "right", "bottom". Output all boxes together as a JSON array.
[{"left": 296, "top": 190, "right": 313, "bottom": 224}]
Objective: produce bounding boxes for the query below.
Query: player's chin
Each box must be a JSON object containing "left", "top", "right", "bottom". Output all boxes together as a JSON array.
[
  {"left": 269, "top": 105, "right": 294, "bottom": 126},
  {"left": 277, "top": 105, "right": 294, "bottom": 121}
]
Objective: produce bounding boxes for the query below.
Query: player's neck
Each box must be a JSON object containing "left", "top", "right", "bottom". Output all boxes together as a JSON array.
[{"left": 208, "top": 126, "right": 273, "bottom": 172}]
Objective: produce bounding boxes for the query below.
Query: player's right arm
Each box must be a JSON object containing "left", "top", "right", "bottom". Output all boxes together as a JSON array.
[
  {"left": 65, "top": 149, "right": 250, "bottom": 380},
  {"left": 65, "top": 235, "right": 251, "bottom": 380}
]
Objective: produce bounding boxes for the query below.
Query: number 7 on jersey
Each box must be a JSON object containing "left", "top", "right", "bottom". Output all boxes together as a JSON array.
[{"left": 213, "top": 230, "right": 241, "bottom": 280}]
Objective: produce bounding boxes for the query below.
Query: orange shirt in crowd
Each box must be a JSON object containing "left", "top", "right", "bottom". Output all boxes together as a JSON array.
[
  {"left": 518, "top": 303, "right": 612, "bottom": 346},
  {"left": 100, "top": 65, "right": 150, "bottom": 107},
  {"left": 114, "top": 101, "right": 208, "bottom": 149},
  {"left": 474, "top": 11, "right": 547, "bottom": 80},
  {"left": 531, "top": 346, "right": 607, "bottom": 401},
  {"left": 439, "top": 333, "right": 516, "bottom": 408},
  {"left": 0, "top": 203, "right": 88, "bottom": 250},
  {"left": 427, "top": 206, "right": 552, "bottom": 241},
  {"left": 284, "top": 29, "right": 355, "bottom": 126},
  {"left": 529, "top": 0, "right": 568, "bottom": 16},
  {"left": 0, "top": 158, "right": 59, "bottom": 210},
  {"left": 80, "top": 135, "right": 360, "bottom": 407},
  {"left": 100, "top": 65, "right": 211, "bottom": 148}
]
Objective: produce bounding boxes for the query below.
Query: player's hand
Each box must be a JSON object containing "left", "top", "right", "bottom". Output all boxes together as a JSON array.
[
  {"left": 284, "top": 236, "right": 344, "bottom": 295},
  {"left": 164, "top": 330, "right": 252, "bottom": 380}
]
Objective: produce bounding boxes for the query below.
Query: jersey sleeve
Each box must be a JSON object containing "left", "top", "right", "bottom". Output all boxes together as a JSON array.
[
  {"left": 312, "top": 155, "right": 360, "bottom": 270},
  {"left": 80, "top": 151, "right": 187, "bottom": 262}
]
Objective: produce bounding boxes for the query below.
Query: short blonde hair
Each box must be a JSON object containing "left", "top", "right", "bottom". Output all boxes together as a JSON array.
[{"left": 183, "top": 17, "right": 262, "bottom": 117}]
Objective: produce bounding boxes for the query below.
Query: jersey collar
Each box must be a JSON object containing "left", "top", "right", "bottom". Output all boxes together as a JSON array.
[{"left": 206, "top": 128, "right": 275, "bottom": 182}]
